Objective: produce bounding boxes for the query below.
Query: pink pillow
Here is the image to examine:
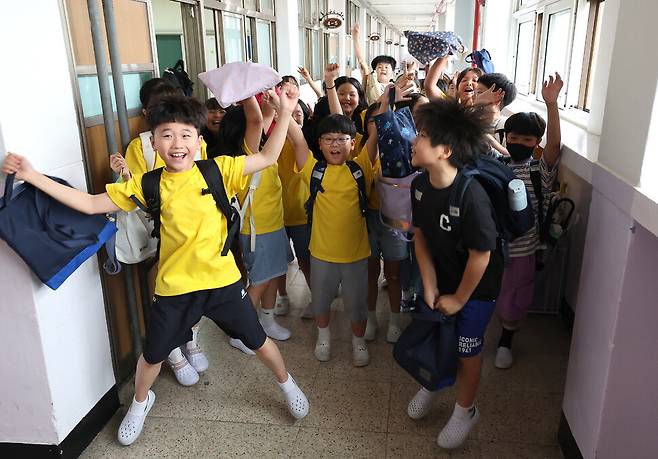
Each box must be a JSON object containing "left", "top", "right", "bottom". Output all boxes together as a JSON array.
[{"left": 198, "top": 62, "right": 282, "bottom": 108}]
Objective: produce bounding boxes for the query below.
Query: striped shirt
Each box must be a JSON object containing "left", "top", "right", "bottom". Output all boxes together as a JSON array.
[{"left": 509, "top": 156, "right": 558, "bottom": 257}]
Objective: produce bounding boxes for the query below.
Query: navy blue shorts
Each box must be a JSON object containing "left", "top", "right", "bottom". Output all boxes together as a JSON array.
[
  {"left": 456, "top": 299, "right": 496, "bottom": 358},
  {"left": 144, "top": 281, "right": 267, "bottom": 364}
]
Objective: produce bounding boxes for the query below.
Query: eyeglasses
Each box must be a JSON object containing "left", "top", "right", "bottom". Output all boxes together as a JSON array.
[{"left": 320, "top": 136, "right": 352, "bottom": 145}]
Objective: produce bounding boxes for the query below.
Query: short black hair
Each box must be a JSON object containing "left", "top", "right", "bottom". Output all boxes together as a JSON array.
[
  {"left": 213, "top": 105, "right": 246, "bottom": 157},
  {"left": 316, "top": 114, "right": 357, "bottom": 139},
  {"left": 205, "top": 97, "right": 222, "bottom": 111},
  {"left": 414, "top": 98, "right": 490, "bottom": 168},
  {"left": 146, "top": 95, "right": 207, "bottom": 134},
  {"left": 504, "top": 112, "right": 546, "bottom": 139},
  {"left": 477, "top": 73, "right": 517, "bottom": 108},
  {"left": 280, "top": 75, "right": 300, "bottom": 87},
  {"left": 371, "top": 55, "right": 397, "bottom": 71},
  {"left": 139, "top": 78, "right": 181, "bottom": 108}
]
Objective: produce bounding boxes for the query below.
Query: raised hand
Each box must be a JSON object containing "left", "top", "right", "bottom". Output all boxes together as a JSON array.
[
  {"left": 351, "top": 22, "right": 360, "bottom": 37},
  {"left": 109, "top": 152, "right": 131, "bottom": 181},
  {"left": 475, "top": 83, "right": 504, "bottom": 107},
  {"left": 262, "top": 88, "right": 281, "bottom": 112},
  {"left": 324, "top": 63, "right": 340, "bottom": 83},
  {"left": 542, "top": 72, "right": 564, "bottom": 104},
  {"left": 278, "top": 82, "right": 300, "bottom": 114},
  {"left": 297, "top": 66, "right": 311, "bottom": 82},
  {"left": 2, "top": 152, "right": 35, "bottom": 182}
]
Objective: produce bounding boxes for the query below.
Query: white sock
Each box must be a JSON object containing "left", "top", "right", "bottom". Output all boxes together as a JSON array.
[
  {"left": 389, "top": 312, "right": 400, "bottom": 327},
  {"left": 352, "top": 335, "right": 366, "bottom": 346},
  {"left": 132, "top": 394, "right": 148, "bottom": 407},
  {"left": 318, "top": 326, "right": 330, "bottom": 342},
  {"left": 261, "top": 309, "right": 275, "bottom": 326},
  {"left": 168, "top": 347, "right": 185, "bottom": 364},
  {"left": 277, "top": 373, "right": 296, "bottom": 392},
  {"left": 453, "top": 402, "right": 475, "bottom": 418}
]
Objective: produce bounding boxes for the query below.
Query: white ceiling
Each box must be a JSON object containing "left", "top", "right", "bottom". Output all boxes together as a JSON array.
[{"left": 362, "top": 0, "right": 440, "bottom": 34}]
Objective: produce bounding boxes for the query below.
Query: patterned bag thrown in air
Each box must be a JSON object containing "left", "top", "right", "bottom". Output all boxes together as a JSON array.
[{"left": 404, "top": 31, "right": 465, "bottom": 64}]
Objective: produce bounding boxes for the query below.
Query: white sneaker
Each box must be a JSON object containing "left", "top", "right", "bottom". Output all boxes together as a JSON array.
[
  {"left": 117, "top": 390, "right": 156, "bottom": 446},
  {"left": 352, "top": 342, "right": 370, "bottom": 367},
  {"left": 437, "top": 405, "right": 480, "bottom": 449},
  {"left": 229, "top": 337, "right": 256, "bottom": 356},
  {"left": 407, "top": 387, "right": 437, "bottom": 420},
  {"left": 261, "top": 318, "right": 291, "bottom": 341},
  {"left": 300, "top": 303, "right": 314, "bottom": 319},
  {"left": 181, "top": 344, "right": 209, "bottom": 373},
  {"left": 279, "top": 375, "right": 310, "bottom": 419},
  {"left": 168, "top": 356, "right": 199, "bottom": 386},
  {"left": 364, "top": 316, "right": 378, "bottom": 341},
  {"left": 314, "top": 336, "right": 330, "bottom": 362},
  {"left": 386, "top": 323, "right": 402, "bottom": 343},
  {"left": 494, "top": 346, "right": 514, "bottom": 369},
  {"left": 274, "top": 295, "right": 290, "bottom": 316}
]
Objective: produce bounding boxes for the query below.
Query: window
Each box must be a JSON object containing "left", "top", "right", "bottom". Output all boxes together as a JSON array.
[
  {"left": 204, "top": 9, "right": 220, "bottom": 70},
  {"left": 223, "top": 13, "right": 244, "bottom": 63},
  {"left": 256, "top": 19, "right": 273, "bottom": 67},
  {"left": 511, "top": 0, "right": 605, "bottom": 111},
  {"left": 345, "top": 0, "right": 359, "bottom": 32},
  {"left": 299, "top": 0, "right": 323, "bottom": 80}
]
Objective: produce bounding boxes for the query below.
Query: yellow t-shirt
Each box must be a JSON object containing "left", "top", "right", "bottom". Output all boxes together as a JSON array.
[
  {"left": 297, "top": 148, "right": 376, "bottom": 263},
  {"left": 106, "top": 156, "right": 248, "bottom": 296},
  {"left": 278, "top": 139, "right": 310, "bottom": 227},
  {"left": 238, "top": 143, "right": 285, "bottom": 235},
  {"left": 348, "top": 133, "right": 365, "bottom": 161},
  {"left": 125, "top": 132, "right": 208, "bottom": 176}
]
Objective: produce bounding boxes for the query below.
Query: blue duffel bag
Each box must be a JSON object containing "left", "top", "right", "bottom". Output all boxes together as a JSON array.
[
  {"left": 393, "top": 298, "right": 459, "bottom": 391},
  {"left": 0, "top": 173, "right": 120, "bottom": 290}
]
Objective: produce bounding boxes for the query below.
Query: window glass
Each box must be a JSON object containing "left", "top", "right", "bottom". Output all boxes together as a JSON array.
[
  {"left": 326, "top": 33, "right": 338, "bottom": 64},
  {"left": 78, "top": 72, "right": 152, "bottom": 118},
  {"left": 514, "top": 20, "right": 535, "bottom": 95},
  {"left": 542, "top": 9, "right": 571, "bottom": 104},
  {"left": 204, "top": 9, "right": 218, "bottom": 70},
  {"left": 312, "top": 29, "right": 321, "bottom": 79},
  {"left": 245, "top": 17, "right": 254, "bottom": 62},
  {"left": 299, "top": 27, "right": 306, "bottom": 70},
  {"left": 244, "top": 0, "right": 257, "bottom": 11},
  {"left": 256, "top": 20, "right": 272, "bottom": 67},
  {"left": 223, "top": 13, "right": 244, "bottom": 63},
  {"left": 261, "top": 0, "right": 275, "bottom": 15}
]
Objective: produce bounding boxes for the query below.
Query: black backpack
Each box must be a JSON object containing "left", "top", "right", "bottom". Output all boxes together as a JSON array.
[
  {"left": 129, "top": 160, "right": 240, "bottom": 257},
  {"left": 162, "top": 59, "right": 194, "bottom": 97},
  {"left": 448, "top": 154, "right": 535, "bottom": 262},
  {"left": 304, "top": 160, "right": 367, "bottom": 227}
]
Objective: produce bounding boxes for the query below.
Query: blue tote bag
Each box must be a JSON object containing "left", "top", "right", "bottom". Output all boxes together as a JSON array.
[
  {"left": 393, "top": 298, "right": 459, "bottom": 391},
  {"left": 0, "top": 173, "right": 120, "bottom": 290}
]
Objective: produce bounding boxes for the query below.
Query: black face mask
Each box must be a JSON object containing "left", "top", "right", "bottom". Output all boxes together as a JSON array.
[{"left": 506, "top": 143, "right": 535, "bottom": 162}]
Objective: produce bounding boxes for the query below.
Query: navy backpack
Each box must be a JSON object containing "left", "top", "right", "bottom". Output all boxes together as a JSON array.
[
  {"left": 465, "top": 49, "right": 495, "bottom": 74},
  {"left": 0, "top": 174, "right": 120, "bottom": 290},
  {"left": 393, "top": 298, "right": 458, "bottom": 391}
]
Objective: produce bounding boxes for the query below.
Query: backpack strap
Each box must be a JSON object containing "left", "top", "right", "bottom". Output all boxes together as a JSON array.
[
  {"left": 346, "top": 160, "right": 367, "bottom": 220},
  {"left": 529, "top": 159, "right": 545, "bottom": 241},
  {"left": 139, "top": 131, "right": 156, "bottom": 171},
  {"left": 447, "top": 169, "right": 475, "bottom": 236},
  {"left": 304, "top": 160, "right": 327, "bottom": 227},
  {"left": 232, "top": 169, "right": 262, "bottom": 252},
  {"left": 130, "top": 167, "right": 164, "bottom": 256},
  {"left": 196, "top": 159, "right": 241, "bottom": 257}
]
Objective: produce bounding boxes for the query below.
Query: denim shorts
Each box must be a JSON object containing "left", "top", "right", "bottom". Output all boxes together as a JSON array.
[
  {"left": 240, "top": 227, "right": 290, "bottom": 286},
  {"left": 367, "top": 209, "right": 408, "bottom": 261},
  {"left": 285, "top": 224, "right": 311, "bottom": 263}
]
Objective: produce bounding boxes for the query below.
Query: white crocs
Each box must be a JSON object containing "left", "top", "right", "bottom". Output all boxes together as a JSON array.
[
  {"left": 437, "top": 405, "right": 480, "bottom": 449},
  {"left": 386, "top": 323, "right": 402, "bottom": 343},
  {"left": 494, "top": 346, "right": 514, "bottom": 369},
  {"left": 229, "top": 337, "right": 256, "bottom": 356},
  {"left": 261, "top": 319, "right": 292, "bottom": 341},
  {"left": 168, "top": 356, "right": 199, "bottom": 386},
  {"left": 182, "top": 344, "right": 209, "bottom": 373},
  {"left": 314, "top": 336, "right": 330, "bottom": 362},
  {"left": 117, "top": 390, "right": 156, "bottom": 446},
  {"left": 407, "top": 386, "right": 437, "bottom": 420},
  {"left": 274, "top": 295, "right": 290, "bottom": 316},
  {"left": 279, "top": 374, "right": 309, "bottom": 419},
  {"left": 352, "top": 342, "right": 370, "bottom": 367}
]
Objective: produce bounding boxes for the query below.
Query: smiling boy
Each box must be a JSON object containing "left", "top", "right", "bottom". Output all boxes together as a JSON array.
[{"left": 2, "top": 84, "right": 309, "bottom": 446}]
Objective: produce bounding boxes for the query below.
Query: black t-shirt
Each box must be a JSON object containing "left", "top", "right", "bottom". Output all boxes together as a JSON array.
[{"left": 411, "top": 171, "right": 503, "bottom": 301}]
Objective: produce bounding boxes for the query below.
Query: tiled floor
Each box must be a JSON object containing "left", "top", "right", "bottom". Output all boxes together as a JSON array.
[{"left": 82, "top": 261, "right": 570, "bottom": 458}]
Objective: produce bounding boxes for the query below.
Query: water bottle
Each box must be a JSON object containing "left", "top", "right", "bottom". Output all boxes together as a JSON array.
[{"left": 508, "top": 179, "right": 528, "bottom": 211}]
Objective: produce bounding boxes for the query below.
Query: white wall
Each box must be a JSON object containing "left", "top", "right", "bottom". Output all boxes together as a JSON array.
[{"left": 0, "top": 0, "right": 115, "bottom": 444}]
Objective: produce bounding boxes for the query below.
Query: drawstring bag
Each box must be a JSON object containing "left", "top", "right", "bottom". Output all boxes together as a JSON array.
[
  {"left": 393, "top": 298, "right": 458, "bottom": 391},
  {"left": 0, "top": 174, "right": 120, "bottom": 290},
  {"left": 404, "top": 31, "right": 465, "bottom": 64},
  {"left": 374, "top": 85, "right": 419, "bottom": 235},
  {"left": 199, "top": 62, "right": 282, "bottom": 108}
]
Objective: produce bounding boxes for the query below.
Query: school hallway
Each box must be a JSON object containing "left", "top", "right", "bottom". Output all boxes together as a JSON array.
[{"left": 80, "top": 260, "right": 569, "bottom": 458}]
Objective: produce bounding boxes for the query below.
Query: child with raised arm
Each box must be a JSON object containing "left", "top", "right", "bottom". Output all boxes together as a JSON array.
[
  {"left": 408, "top": 98, "right": 504, "bottom": 449},
  {"left": 2, "top": 85, "right": 309, "bottom": 447},
  {"left": 494, "top": 73, "right": 564, "bottom": 369},
  {"left": 351, "top": 23, "right": 397, "bottom": 104}
]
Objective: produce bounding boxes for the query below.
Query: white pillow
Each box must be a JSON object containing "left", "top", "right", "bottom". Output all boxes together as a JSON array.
[{"left": 198, "top": 62, "right": 282, "bottom": 108}]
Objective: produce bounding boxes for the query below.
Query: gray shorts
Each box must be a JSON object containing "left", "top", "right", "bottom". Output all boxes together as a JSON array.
[
  {"left": 310, "top": 256, "right": 368, "bottom": 323},
  {"left": 367, "top": 209, "right": 408, "bottom": 261},
  {"left": 240, "top": 227, "right": 291, "bottom": 286}
]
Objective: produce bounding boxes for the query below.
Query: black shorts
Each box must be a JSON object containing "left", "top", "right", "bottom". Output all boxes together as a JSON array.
[{"left": 143, "top": 281, "right": 267, "bottom": 364}]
